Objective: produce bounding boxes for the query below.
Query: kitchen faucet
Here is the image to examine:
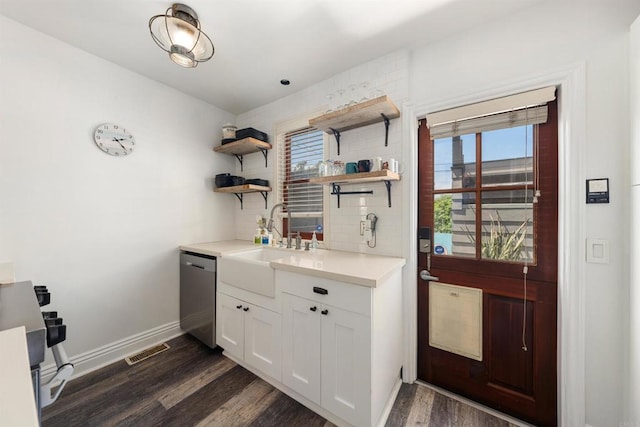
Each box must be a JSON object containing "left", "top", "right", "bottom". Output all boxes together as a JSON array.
[{"left": 267, "top": 203, "right": 292, "bottom": 249}]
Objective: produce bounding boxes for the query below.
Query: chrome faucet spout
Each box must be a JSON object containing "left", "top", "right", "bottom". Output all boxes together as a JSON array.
[{"left": 267, "top": 203, "right": 292, "bottom": 248}]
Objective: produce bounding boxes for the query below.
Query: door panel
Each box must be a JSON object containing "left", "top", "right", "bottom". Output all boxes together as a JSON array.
[
  {"left": 216, "top": 293, "right": 244, "bottom": 360},
  {"left": 321, "top": 305, "right": 370, "bottom": 427},
  {"left": 244, "top": 303, "right": 282, "bottom": 380},
  {"left": 282, "top": 293, "right": 321, "bottom": 404},
  {"left": 417, "top": 99, "right": 558, "bottom": 426}
]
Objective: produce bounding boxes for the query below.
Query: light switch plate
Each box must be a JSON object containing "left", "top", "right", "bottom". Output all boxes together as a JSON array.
[{"left": 586, "top": 238, "right": 609, "bottom": 264}]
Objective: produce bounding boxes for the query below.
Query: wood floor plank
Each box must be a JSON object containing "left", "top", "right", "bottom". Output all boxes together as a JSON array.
[
  {"left": 149, "top": 365, "right": 257, "bottom": 426},
  {"left": 158, "top": 356, "right": 237, "bottom": 409},
  {"left": 247, "top": 392, "right": 330, "bottom": 427},
  {"left": 385, "top": 382, "right": 419, "bottom": 426},
  {"left": 195, "top": 378, "right": 281, "bottom": 426},
  {"left": 404, "top": 383, "right": 436, "bottom": 426},
  {"left": 42, "top": 334, "right": 526, "bottom": 427}
]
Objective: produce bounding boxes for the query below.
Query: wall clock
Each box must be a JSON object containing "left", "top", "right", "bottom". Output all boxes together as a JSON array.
[{"left": 93, "top": 123, "right": 135, "bottom": 156}]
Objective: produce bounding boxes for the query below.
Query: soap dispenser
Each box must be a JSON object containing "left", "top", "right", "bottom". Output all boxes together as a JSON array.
[{"left": 311, "top": 231, "right": 319, "bottom": 251}]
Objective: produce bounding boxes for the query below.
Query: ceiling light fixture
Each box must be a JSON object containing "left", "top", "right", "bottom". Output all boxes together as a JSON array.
[{"left": 149, "top": 3, "right": 214, "bottom": 68}]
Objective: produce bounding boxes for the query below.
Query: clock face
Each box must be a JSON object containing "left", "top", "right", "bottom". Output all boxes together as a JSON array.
[{"left": 94, "top": 123, "right": 135, "bottom": 156}]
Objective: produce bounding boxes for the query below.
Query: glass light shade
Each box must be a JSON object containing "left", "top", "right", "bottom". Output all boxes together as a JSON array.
[{"left": 149, "top": 7, "right": 214, "bottom": 68}]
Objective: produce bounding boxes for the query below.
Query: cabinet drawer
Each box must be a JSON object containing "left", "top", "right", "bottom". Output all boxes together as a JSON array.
[{"left": 278, "top": 270, "right": 372, "bottom": 316}]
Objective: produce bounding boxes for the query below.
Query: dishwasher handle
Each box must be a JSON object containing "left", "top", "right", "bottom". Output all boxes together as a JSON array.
[
  {"left": 186, "top": 262, "right": 205, "bottom": 269},
  {"left": 180, "top": 252, "right": 216, "bottom": 272}
]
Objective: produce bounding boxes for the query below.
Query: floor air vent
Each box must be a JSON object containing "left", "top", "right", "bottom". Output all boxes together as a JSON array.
[{"left": 125, "top": 343, "right": 170, "bottom": 366}]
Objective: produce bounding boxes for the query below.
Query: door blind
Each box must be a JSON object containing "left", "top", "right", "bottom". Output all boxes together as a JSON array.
[{"left": 426, "top": 86, "right": 556, "bottom": 139}]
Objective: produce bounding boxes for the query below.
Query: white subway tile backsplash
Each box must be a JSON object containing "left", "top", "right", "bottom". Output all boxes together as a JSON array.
[{"left": 232, "top": 50, "right": 409, "bottom": 256}]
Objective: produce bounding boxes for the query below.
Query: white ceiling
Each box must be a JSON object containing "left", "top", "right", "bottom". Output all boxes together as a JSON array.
[{"left": 0, "top": 0, "right": 542, "bottom": 114}]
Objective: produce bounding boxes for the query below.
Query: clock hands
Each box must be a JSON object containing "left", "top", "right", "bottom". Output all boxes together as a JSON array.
[{"left": 113, "top": 137, "right": 128, "bottom": 152}]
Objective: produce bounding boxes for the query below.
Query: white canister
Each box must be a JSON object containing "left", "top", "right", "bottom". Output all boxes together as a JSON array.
[
  {"left": 371, "top": 157, "right": 383, "bottom": 172},
  {"left": 389, "top": 158, "right": 403, "bottom": 174},
  {"left": 222, "top": 123, "right": 237, "bottom": 139}
]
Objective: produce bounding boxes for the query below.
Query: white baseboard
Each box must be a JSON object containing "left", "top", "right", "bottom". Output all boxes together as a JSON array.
[{"left": 41, "top": 321, "right": 183, "bottom": 382}]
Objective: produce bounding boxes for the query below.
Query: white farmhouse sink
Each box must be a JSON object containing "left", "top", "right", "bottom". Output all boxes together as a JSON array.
[{"left": 219, "top": 248, "right": 293, "bottom": 297}]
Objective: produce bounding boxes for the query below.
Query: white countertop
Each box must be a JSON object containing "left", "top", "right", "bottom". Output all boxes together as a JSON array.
[
  {"left": 0, "top": 326, "right": 39, "bottom": 427},
  {"left": 180, "top": 240, "right": 257, "bottom": 257},
  {"left": 269, "top": 249, "right": 405, "bottom": 287},
  {"left": 180, "top": 240, "right": 405, "bottom": 287}
]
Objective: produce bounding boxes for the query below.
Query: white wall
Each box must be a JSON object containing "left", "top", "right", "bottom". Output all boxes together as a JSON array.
[
  {"left": 234, "top": 50, "right": 410, "bottom": 258},
  {"left": 231, "top": 1, "right": 637, "bottom": 426},
  {"left": 629, "top": 13, "right": 640, "bottom": 427},
  {"left": 0, "top": 16, "right": 236, "bottom": 366}
]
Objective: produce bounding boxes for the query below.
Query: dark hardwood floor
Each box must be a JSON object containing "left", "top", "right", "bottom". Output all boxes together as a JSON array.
[{"left": 43, "top": 334, "right": 523, "bottom": 426}]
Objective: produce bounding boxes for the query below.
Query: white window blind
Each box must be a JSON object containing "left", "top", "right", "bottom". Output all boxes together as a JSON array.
[
  {"left": 277, "top": 126, "right": 324, "bottom": 235},
  {"left": 426, "top": 86, "right": 556, "bottom": 139}
]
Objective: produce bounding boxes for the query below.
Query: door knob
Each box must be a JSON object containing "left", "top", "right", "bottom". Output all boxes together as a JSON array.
[{"left": 420, "top": 270, "right": 439, "bottom": 282}]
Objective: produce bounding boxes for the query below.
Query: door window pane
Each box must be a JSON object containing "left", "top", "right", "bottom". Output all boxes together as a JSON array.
[
  {"left": 434, "top": 193, "right": 475, "bottom": 258},
  {"left": 434, "top": 134, "right": 476, "bottom": 190},
  {"left": 481, "top": 126, "right": 533, "bottom": 187},
  {"left": 480, "top": 190, "right": 534, "bottom": 262}
]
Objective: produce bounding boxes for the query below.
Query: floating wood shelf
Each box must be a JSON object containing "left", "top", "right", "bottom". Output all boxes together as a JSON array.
[
  {"left": 308, "top": 95, "right": 400, "bottom": 155},
  {"left": 309, "top": 96, "right": 400, "bottom": 133},
  {"left": 309, "top": 170, "right": 400, "bottom": 185},
  {"left": 213, "top": 137, "right": 271, "bottom": 171},
  {"left": 214, "top": 184, "right": 271, "bottom": 193},
  {"left": 213, "top": 137, "right": 271, "bottom": 155},
  {"left": 214, "top": 184, "right": 271, "bottom": 210}
]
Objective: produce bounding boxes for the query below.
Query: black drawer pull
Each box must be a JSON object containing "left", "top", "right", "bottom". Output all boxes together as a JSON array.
[
  {"left": 321, "top": 309, "right": 329, "bottom": 315},
  {"left": 243, "top": 307, "right": 250, "bottom": 312},
  {"left": 236, "top": 305, "right": 242, "bottom": 309},
  {"left": 313, "top": 287, "right": 328, "bottom": 295},
  {"left": 310, "top": 306, "right": 317, "bottom": 312}
]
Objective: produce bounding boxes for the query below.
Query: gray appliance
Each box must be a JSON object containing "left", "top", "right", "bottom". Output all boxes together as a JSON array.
[
  {"left": 0, "top": 281, "right": 74, "bottom": 424},
  {"left": 180, "top": 252, "right": 216, "bottom": 348}
]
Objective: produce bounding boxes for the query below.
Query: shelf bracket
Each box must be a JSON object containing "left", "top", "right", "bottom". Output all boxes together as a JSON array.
[
  {"left": 330, "top": 183, "right": 374, "bottom": 209},
  {"left": 258, "top": 148, "right": 269, "bottom": 168},
  {"left": 233, "top": 193, "right": 244, "bottom": 209},
  {"left": 329, "top": 128, "right": 341, "bottom": 156},
  {"left": 233, "top": 154, "right": 244, "bottom": 172},
  {"left": 384, "top": 180, "right": 393, "bottom": 207},
  {"left": 260, "top": 191, "right": 268, "bottom": 209},
  {"left": 381, "top": 113, "right": 390, "bottom": 147}
]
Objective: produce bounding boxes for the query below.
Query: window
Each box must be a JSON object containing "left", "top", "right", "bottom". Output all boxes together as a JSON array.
[
  {"left": 433, "top": 127, "right": 535, "bottom": 262},
  {"left": 277, "top": 126, "right": 324, "bottom": 240},
  {"left": 427, "top": 87, "right": 555, "bottom": 264}
]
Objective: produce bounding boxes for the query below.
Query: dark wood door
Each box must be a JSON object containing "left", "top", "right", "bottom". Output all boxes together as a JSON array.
[{"left": 417, "top": 101, "right": 558, "bottom": 426}]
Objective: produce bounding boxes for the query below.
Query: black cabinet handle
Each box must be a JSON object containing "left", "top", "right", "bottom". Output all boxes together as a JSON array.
[
  {"left": 243, "top": 307, "right": 250, "bottom": 312},
  {"left": 236, "top": 305, "right": 242, "bottom": 309},
  {"left": 321, "top": 309, "right": 329, "bottom": 315},
  {"left": 313, "top": 287, "right": 328, "bottom": 295},
  {"left": 310, "top": 306, "right": 317, "bottom": 312}
]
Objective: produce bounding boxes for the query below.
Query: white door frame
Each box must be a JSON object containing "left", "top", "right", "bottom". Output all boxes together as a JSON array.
[{"left": 401, "top": 62, "right": 587, "bottom": 426}]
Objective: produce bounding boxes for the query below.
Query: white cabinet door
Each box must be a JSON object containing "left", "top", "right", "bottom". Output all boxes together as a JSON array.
[
  {"left": 321, "top": 305, "right": 371, "bottom": 427},
  {"left": 244, "top": 302, "right": 282, "bottom": 381},
  {"left": 216, "top": 292, "right": 244, "bottom": 361},
  {"left": 282, "top": 293, "right": 322, "bottom": 404}
]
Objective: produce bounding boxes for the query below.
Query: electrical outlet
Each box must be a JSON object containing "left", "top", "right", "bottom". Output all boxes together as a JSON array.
[{"left": 360, "top": 221, "right": 365, "bottom": 236}]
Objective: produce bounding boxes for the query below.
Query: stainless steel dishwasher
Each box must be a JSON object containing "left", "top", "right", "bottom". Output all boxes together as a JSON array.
[{"left": 180, "top": 251, "right": 216, "bottom": 348}]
